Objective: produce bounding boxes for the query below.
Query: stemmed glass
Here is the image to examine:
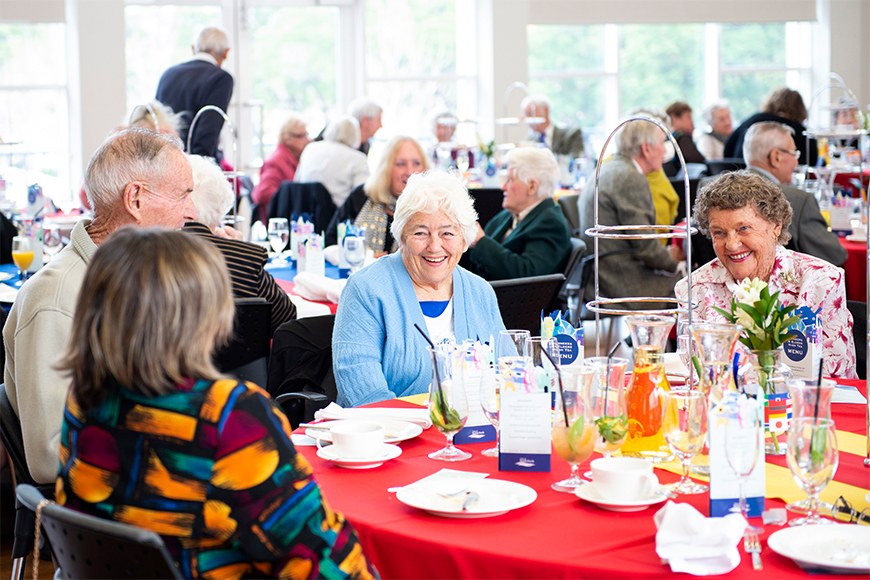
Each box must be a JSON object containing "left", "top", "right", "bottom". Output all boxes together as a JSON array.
[
  {"left": 551, "top": 365, "right": 596, "bottom": 493},
  {"left": 43, "top": 225, "right": 63, "bottom": 261},
  {"left": 267, "top": 218, "right": 290, "bottom": 267},
  {"left": 662, "top": 390, "right": 708, "bottom": 495},
  {"left": 785, "top": 380, "right": 836, "bottom": 514},
  {"left": 11, "top": 237, "right": 33, "bottom": 286},
  {"left": 478, "top": 363, "right": 499, "bottom": 457},
  {"left": 343, "top": 235, "right": 366, "bottom": 273},
  {"left": 786, "top": 417, "right": 839, "bottom": 526},
  {"left": 428, "top": 345, "right": 471, "bottom": 462},
  {"left": 456, "top": 149, "right": 470, "bottom": 174},
  {"left": 724, "top": 394, "right": 763, "bottom": 533}
]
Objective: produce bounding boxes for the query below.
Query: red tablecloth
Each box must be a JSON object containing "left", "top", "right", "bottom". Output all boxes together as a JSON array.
[
  {"left": 274, "top": 278, "right": 338, "bottom": 314},
  {"left": 296, "top": 381, "right": 868, "bottom": 579},
  {"left": 840, "top": 237, "right": 867, "bottom": 302}
]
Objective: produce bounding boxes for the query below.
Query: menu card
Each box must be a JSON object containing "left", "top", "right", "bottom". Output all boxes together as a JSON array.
[
  {"left": 782, "top": 306, "right": 821, "bottom": 381},
  {"left": 498, "top": 360, "right": 551, "bottom": 472},
  {"left": 302, "top": 234, "right": 325, "bottom": 276},
  {"left": 541, "top": 310, "right": 584, "bottom": 367},
  {"left": 455, "top": 341, "right": 496, "bottom": 445},
  {"left": 708, "top": 394, "right": 765, "bottom": 517}
]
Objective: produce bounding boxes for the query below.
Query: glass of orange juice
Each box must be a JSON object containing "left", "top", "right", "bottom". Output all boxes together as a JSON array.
[
  {"left": 11, "top": 236, "right": 34, "bottom": 286},
  {"left": 551, "top": 365, "right": 595, "bottom": 493}
]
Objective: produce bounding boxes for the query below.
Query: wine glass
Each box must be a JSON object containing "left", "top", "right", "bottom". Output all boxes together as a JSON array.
[
  {"left": 724, "top": 394, "right": 763, "bottom": 533},
  {"left": 785, "top": 379, "right": 836, "bottom": 514},
  {"left": 586, "top": 356, "right": 630, "bottom": 460},
  {"left": 478, "top": 363, "right": 499, "bottom": 457},
  {"left": 267, "top": 218, "right": 290, "bottom": 267},
  {"left": 11, "top": 237, "right": 33, "bottom": 286},
  {"left": 428, "top": 345, "right": 471, "bottom": 462},
  {"left": 662, "top": 390, "right": 708, "bottom": 494},
  {"left": 343, "top": 235, "right": 366, "bottom": 273},
  {"left": 43, "top": 224, "right": 63, "bottom": 261},
  {"left": 786, "top": 417, "right": 838, "bottom": 526},
  {"left": 551, "top": 365, "right": 596, "bottom": 492},
  {"left": 495, "top": 330, "right": 529, "bottom": 371},
  {"left": 456, "top": 149, "right": 470, "bottom": 174}
]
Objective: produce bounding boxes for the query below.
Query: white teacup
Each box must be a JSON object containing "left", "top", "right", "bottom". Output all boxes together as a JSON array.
[
  {"left": 317, "top": 421, "right": 384, "bottom": 458},
  {"left": 591, "top": 457, "right": 658, "bottom": 502}
]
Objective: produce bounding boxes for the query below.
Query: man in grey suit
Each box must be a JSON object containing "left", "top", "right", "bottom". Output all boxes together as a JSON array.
[
  {"left": 521, "top": 95, "right": 584, "bottom": 158},
  {"left": 578, "top": 117, "right": 683, "bottom": 310},
  {"left": 743, "top": 122, "right": 847, "bottom": 266}
]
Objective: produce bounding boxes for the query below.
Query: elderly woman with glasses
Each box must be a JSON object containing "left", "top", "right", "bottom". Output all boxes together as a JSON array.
[
  {"left": 332, "top": 170, "right": 505, "bottom": 408},
  {"left": 675, "top": 171, "right": 856, "bottom": 379},
  {"left": 462, "top": 147, "right": 571, "bottom": 280},
  {"left": 55, "top": 228, "right": 377, "bottom": 579},
  {"left": 251, "top": 113, "right": 310, "bottom": 210}
]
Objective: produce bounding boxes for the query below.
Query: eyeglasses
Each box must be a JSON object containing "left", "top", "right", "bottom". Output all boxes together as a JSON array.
[
  {"left": 288, "top": 132, "right": 309, "bottom": 139},
  {"left": 831, "top": 496, "right": 870, "bottom": 525},
  {"left": 776, "top": 147, "right": 801, "bottom": 160}
]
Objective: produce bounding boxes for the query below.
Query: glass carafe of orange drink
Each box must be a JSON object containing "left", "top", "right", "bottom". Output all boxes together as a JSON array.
[{"left": 620, "top": 315, "right": 674, "bottom": 462}]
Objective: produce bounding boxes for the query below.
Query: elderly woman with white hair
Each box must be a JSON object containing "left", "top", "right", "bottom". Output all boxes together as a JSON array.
[
  {"left": 294, "top": 115, "right": 370, "bottom": 207},
  {"left": 578, "top": 117, "right": 683, "bottom": 310},
  {"left": 183, "top": 154, "right": 296, "bottom": 335},
  {"left": 463, "top": 147, "right": 571, "bottom": 280},
  {"left": 332, "top": 170, "right": 505, "bottom": 407},
  {"left": 697, "top": 100, "right": 734, "bottom": 160},
  {"left": 251, "top": 113, "right": 310, "bottom": 211}
]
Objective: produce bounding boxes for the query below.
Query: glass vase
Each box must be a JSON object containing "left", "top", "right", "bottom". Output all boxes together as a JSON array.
[{"left": 738, "top": 349, "right": 794, "bottom": 455}]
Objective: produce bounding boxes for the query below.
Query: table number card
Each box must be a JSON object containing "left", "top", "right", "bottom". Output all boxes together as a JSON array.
[
  {"left": 498, "top": 363, "right": 551, "bottom": 472},
  {"left": 455, "top": 341, "right": 496, "bottom": 445},
  {"left": 709, "top": 395, "right": 765, "bottom": 517}
]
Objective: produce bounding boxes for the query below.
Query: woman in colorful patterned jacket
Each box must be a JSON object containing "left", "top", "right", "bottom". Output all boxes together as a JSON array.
[
  {"left": 55, "top": 227, "right": 378, "bottom": 579},
  {"left": 675, "top": 171, "right": 856, "bottom": 379}
]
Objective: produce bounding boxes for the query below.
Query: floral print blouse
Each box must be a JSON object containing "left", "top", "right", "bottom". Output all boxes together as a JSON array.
[{"left": 675, "top": 245, "right": 857, "bottom": 379}]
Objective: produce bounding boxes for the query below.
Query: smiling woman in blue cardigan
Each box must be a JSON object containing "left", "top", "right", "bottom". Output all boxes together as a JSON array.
[{"left": 332, "top": 171, "right": 505, "bottom": 407}]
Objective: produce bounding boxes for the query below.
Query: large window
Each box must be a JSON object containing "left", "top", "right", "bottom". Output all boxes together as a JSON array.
[
  {"left": 528, "top": 22, "right": 812, "bottom": 155},
  {"left": 364, "top": 0, "right": 477, "bottom": 149},
  {"left": 0, "top": 23, "right": 71, "bottom": 205}
]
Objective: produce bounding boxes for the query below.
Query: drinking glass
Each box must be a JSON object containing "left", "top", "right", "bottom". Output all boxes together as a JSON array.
[
  {"left": 785, "top": 379, "right": 836, "bottom": 514},
  {"left": 551, "top": 365, "right": 595, "bottom": 492},
  {"left": 343, "top": 235, "right": 366, "bottom": 273},
  {"left": 495, "top": 329, "right": 530, "bottom": 381},
  {"left": 43, "top": 225, "right": 63, "bottom": 260},
  {"left": 525, "top": 336, "right": 559, "bottom": 393},
  {"left": 267, "top": 218, "right": 290, "bottom": 266},
  {"left": 786, "top": 417, "right": 838, "bottom": 526},
  {"left": 478, "top": 363, "right": 499, "bottom": 457},
  {"left": 662, "top": 390, "right": 708, "bottom": 494},
  {"left": 586, "top": 356, "right": 630, "bottom": 460},
  {"left": 456, "top": 149, "right": 470, "bottom": 174},
  {"left": 428, "top": 345, "right": 471, "bottom": 461},
  {"left": 11, "top": 237, "right": 33, "bottom": 286},
  {"left": 724, "top": 394, "right": 763, "bottom": 533}
]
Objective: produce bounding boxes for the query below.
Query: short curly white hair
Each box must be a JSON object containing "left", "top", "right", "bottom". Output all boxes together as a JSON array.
[
  {"left": 391, "top": 170, "right": 478, "bottom": 248},
  {"left": 188, "top": 154, "right": 233, "bottom": 230}
]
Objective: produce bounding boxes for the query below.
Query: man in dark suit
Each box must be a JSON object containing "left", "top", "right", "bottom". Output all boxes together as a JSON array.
[
  {"left": 521, "top": 95, "right": 585, "bottom": 158},
  {"left": 463, "top": 148, "right": 571, "bottom": 280},
  {"left": 156, "top": 26, "right": 233, "bottom": 160},
  {"left": 743, "top": 121, "right": 846, "bottom": 266}
]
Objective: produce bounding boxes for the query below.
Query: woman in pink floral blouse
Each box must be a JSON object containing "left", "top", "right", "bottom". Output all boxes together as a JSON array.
[{"left": 676, "top": 171, "right": 857, "bottom": 379}]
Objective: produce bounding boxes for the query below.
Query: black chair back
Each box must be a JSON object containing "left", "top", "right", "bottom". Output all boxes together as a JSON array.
[
  {"left": 669, "top": 177, "right": 702, "bottom": 224},
  {"left": 468, "top": 188, "right": 504, "bottom": 228},
  {"left": 555, "top": 238, "right": 586, "bottom": 325},
  {"left": 268, "top": 315, "right": 337, "bottom": 428},
  {"left": 489, "top": 274, "right": 565, "bottom": 334},
  {"left": 557, "top": 194, "right": 580, "bottom": 232},
  {"left": 705, "top": 158, "right": 746, "bottom": 175},
  {"left": 213, "top": 298, "right": 272, "bottom": 387},
  {"left": 268, "top": 181, "right": 337, "bottom": 233},
  {"left": 846, "top": 301, "right": 867, "bottom": 380},
  {"left": 1, "top": 384, "right": 56, "bottom": 577},
  {"left": 17, "top": 484, "right": 183, "bottom": 580}
]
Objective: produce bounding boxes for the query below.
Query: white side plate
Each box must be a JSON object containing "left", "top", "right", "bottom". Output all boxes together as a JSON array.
[
  {"left": 396, "top": 478, "right": 537, "bottom": 518},
  {"left": 306, "top": 419, "right": 423, "bottom": 444},
  {"left": 767, "top": 525, "right": 870, "bottom": 573}
]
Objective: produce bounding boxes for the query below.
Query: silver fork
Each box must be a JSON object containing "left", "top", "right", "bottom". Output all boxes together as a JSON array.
[{"left": 744, "top": 533, "right": 762, "bottom": 571}]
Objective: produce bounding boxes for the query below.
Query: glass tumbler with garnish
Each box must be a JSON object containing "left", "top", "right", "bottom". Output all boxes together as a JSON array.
[
  {"left": 551, "top": 365, "right": 596, "bottom": 493},
  {"left": 428, "top": 344, "right": 471, "bottom": 462}
]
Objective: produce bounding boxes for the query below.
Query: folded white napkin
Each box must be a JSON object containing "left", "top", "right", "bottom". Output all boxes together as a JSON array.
[
  {"left": 654, "top": 501, "right": 747, "bottom": 576},
  {"left": 314, "top": 402, "right": 432, "bottom": 429},
  {"left": 289, "top": 295, "right": 332, "bottom": 319},
  {"left": 292, "top": 272, "right": 346, "bottom": 304},
  {"left": 324, "top": 245, "right": 340, "bottom": 266}
]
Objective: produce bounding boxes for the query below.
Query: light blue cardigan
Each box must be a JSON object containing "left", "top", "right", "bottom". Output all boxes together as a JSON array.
[{"left": 333, "top": 252, "right": 505, "bottom": 407}]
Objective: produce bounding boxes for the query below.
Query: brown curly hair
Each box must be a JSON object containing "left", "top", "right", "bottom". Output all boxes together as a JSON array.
[{"left": 694, "top": 170, "right": 793, "bottom": 245}]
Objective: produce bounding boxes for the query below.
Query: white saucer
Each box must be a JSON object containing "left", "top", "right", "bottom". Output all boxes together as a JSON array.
[
  {"left": 306, "top": 419, "right": 423, "bottom": 444},
  {"left": 316, "top": 443, "right": 401, "bottom": 469},
  {"left": 0, "top": 284, "right": 19, "bottom": 303},
  {"left": 574, "top": 482, "right": 667, "bottom": 512},
  {"left": 846, "top": 234, "right": 867, "bottom": 242},
  {"left": 0, "top": 272, "right": 13, "bottom": 282}
]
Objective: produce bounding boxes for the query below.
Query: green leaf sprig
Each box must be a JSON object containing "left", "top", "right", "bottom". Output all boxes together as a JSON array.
[
  {"left": 594, "top": 414, "right": 628, "bottom": 445},
  {"left": 711, "top": 278, "right": 801, "bottom": 351}
]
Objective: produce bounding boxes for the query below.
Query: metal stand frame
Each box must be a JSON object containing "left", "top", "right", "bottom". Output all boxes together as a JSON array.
[{"left": 187, "top": 106, "right": 243, "bottom": 227}]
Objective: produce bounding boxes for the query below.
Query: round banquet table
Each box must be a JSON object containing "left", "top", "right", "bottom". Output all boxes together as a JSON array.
[
  {"left": 839, "top": 237, "right": 867, "bottom": 302},
  {"left": 295, "top": 380, "right": 869, "bottom": 580}
]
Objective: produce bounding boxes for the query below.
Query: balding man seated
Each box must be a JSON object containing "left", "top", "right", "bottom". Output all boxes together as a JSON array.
[
  {"left": 4, "top": 128, "right": 197, "bottom": 483},
  {"left": 743, "top": 121, "right": 846, "bottom": 266}
]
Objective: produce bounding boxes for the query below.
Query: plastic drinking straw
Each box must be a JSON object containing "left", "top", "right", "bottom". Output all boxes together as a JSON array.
[
  {"left": 603, "top": 341, "right": 621, "bottom": 416},
  {"left": 813, "top": 356, "right": 825, "bottom": 420},
  {"left": 414, "top": 324, "right": 448, "bottom": 420},
  {"left": 540, "top": 347, "right": 569, "bottom": 427},
  {"left": 732, "top": 352, "right": 741, "bottom": 393}
]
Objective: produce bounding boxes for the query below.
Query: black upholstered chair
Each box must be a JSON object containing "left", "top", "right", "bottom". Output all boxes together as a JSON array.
[{"left": 489, "top": 273, "right": 565, "bottom": 334}]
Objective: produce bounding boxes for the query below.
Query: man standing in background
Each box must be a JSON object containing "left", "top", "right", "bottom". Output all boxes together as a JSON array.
[{"left": 156, "top": 26, "right": 234, "bottom": 160}]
